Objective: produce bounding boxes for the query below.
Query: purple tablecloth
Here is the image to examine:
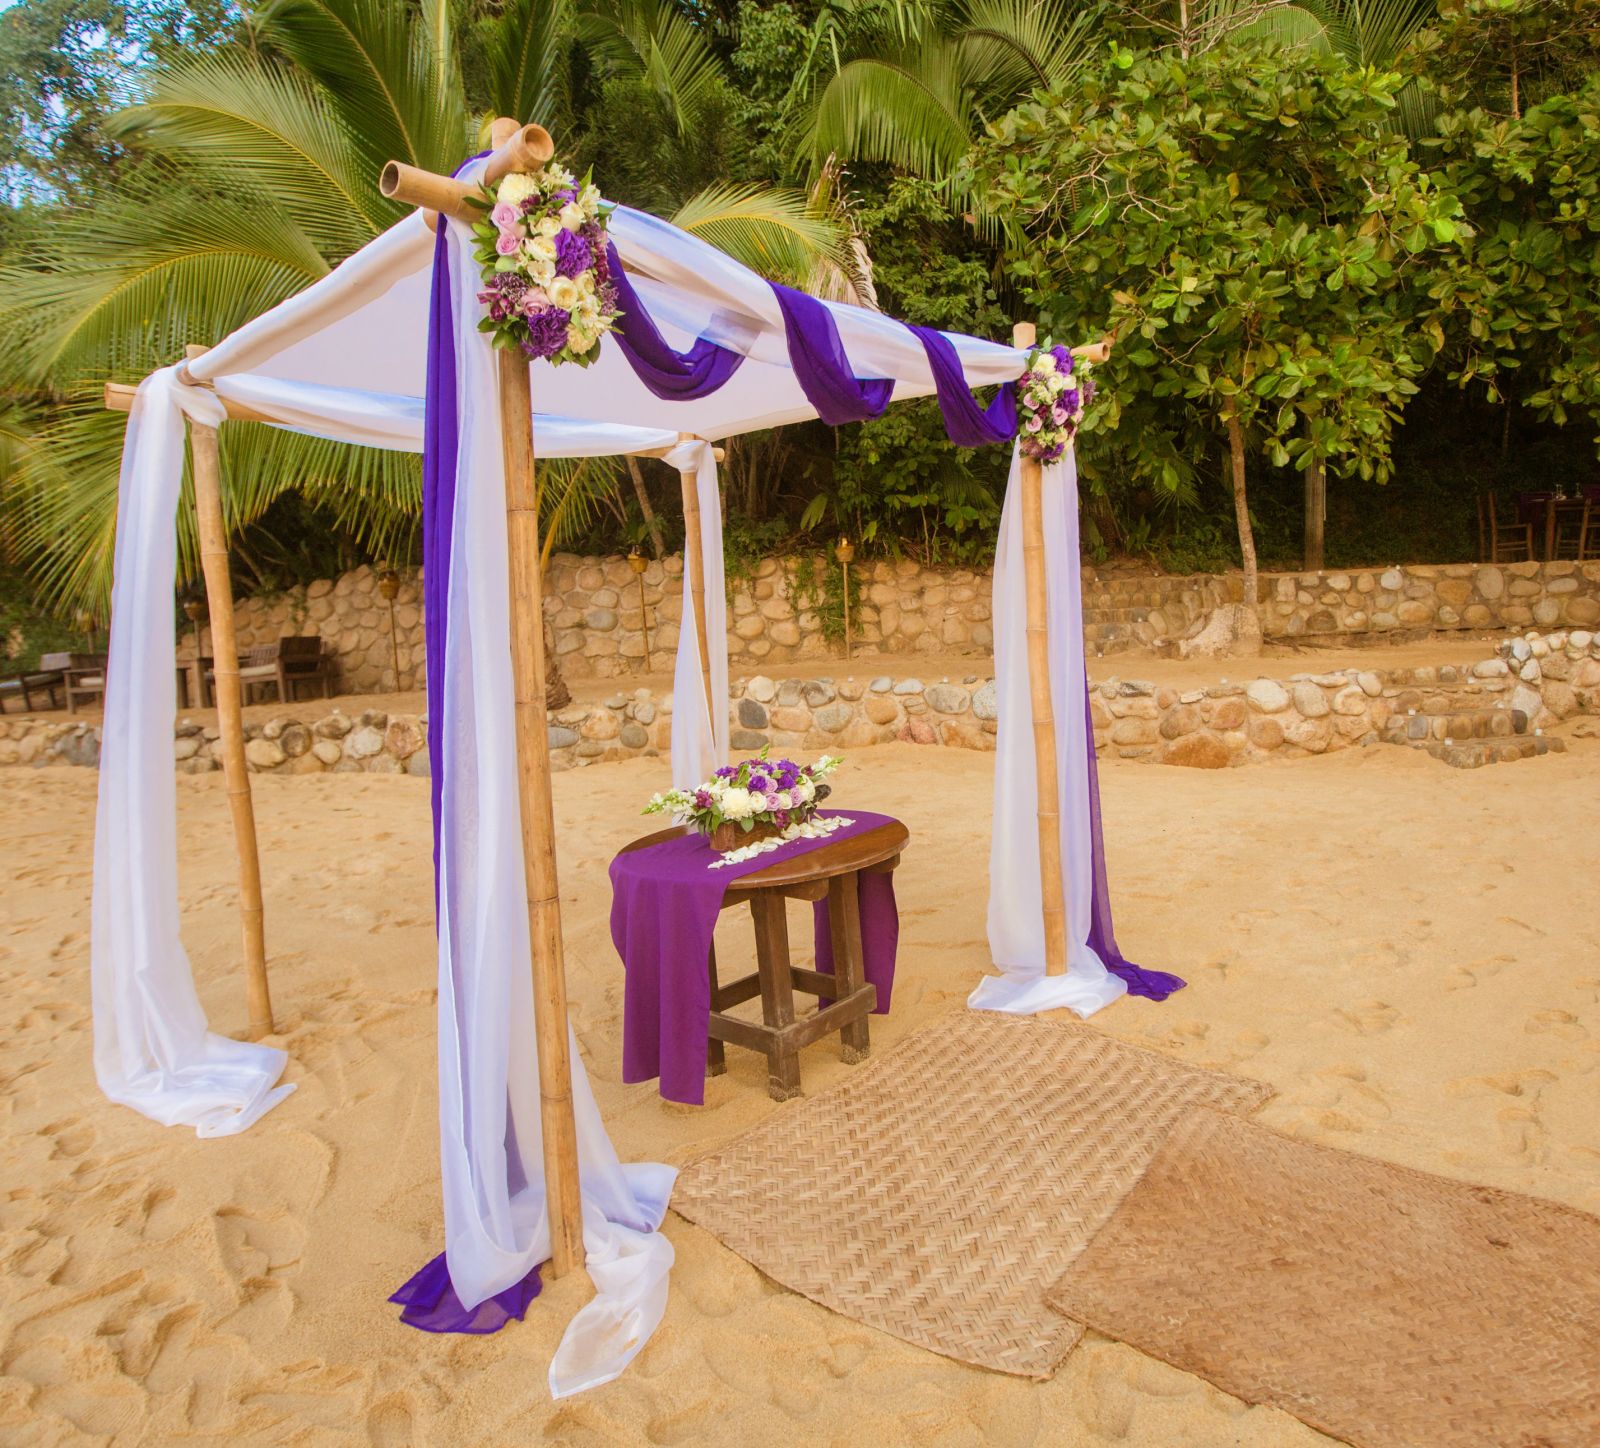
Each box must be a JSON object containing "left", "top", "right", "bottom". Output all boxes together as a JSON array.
[{"left": 609, "top": 809, "right": 900, "bottom": 1104}]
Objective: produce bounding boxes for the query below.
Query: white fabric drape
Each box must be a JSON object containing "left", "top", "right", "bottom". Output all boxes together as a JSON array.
[
  {"left": 437, "top": 215, "right": 675, "bottom": 1398},
  {"left": 665, "top": 439, "right": 728, "bottom": 788},
  {"left": 91, "top": 368, "right": 297, "bottom": 1136},
  {"left": 971, "top": 445, "right": 1126, "bottom": 1018}
]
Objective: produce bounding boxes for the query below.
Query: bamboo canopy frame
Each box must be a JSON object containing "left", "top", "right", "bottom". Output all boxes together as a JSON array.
[{"left": 105, "top": 113, "right": 1112, "bottom": 1297}]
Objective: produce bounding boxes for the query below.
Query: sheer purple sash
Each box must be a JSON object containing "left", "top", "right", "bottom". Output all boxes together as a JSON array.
[
  {"left": 909, "top": 324, "right": 1017, "bottom": 446},
  {"left": 1083, "top": 679, "right": 1185, "bottom": 1000},
  {"left": 770, "top": 281, "right": 895, "bottom": 425},
  {"left": 606, "top": 244, "right": 744, "bottom": 400}
]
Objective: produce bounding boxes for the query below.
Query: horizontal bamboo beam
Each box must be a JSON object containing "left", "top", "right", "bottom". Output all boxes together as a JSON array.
[
  {"left": 379, "top": 161, "right": 483, "bottom": 225},
  {"left": 104, "top": 380, "right": 276, "bottom": 425}
]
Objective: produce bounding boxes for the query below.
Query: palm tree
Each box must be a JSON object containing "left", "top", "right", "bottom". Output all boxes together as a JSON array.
[{"left": 0, "top": 0, "right": 846, "bottom": 653}]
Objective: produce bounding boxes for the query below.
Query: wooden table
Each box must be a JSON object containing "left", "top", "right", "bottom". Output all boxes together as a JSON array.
[{"left": 617, "top": 816, "right": 908, "bottom": 1101}]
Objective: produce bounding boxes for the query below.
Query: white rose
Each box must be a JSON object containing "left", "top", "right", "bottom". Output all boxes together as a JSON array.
[
  {"left": 578, "top": 270, "right": 597, "bottom": 296},
  {"left": 719, "top": 787, "right": 755, "bottom": 820},
  {"left": 794, "top": 777, "right": 816, "bottom": 804},
  {"left": 1033, "top": 353, "right": 1057, "bottom": 375},
  {"left": 1049, "top": 372, "right": 1069, "bottom": 394},
  {"left": 526, "top": 255, "right": 555, "bottom": 285},
  {"left": 536, "top": 215, "right": 562, "bottom": 239},
  {"left": 525, "top": 234, "right": 557, "bottom": 261},
  {"left": 559, "top": 202, "right": 586, "bottom": 232},
  {"left": 547, "top": 275, "right": 580, "bottom": 310},
  {"left": 496, "top": 173, "right": 536, "bottom": 208}
]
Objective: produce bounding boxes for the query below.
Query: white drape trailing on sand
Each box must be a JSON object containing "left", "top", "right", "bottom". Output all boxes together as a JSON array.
[
  {"left": 91, "top": 368, "right": 297, "bottom": 1137},
  {"left": 972, "top": 448, "right": 1126, "bottom": 1017}
]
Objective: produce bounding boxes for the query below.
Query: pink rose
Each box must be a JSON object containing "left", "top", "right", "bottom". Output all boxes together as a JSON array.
[
  {"left": 520, "top": 287, "right": 550, "bottom": 314},
  {"left": 1024, "top": 414, "right": 1044, "bottom": 433},
  {"left": 491, "top": 202, "right": 518, "bottom": 230},
  {"left": 495, "top": 232, "right": 521, "bottom": 256}
]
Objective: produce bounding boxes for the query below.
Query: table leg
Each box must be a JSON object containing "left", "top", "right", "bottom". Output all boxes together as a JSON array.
[
  {"left": 752, "top": 894, "right": 801, "bottom": 1101},
  {"left": 1546, "top": 501, "right": 1557, "bottom": 561},
  {"left": 706, "top": 938, "right": 726, "bottom": 1078},
  {"left": 828, "top": 873, "right": 871, "bottom": 1064}
]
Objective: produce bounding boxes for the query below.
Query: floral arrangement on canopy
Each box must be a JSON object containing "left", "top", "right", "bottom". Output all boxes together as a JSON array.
[
  {"left": 1018, "top": 343, "right": 1096, "bottom": 462},
  {"left": 645, "top": 752, "right": 845, "bottom": 858},
  {"left": 474, "top": 160, "right": 620, "bottom": 365}
]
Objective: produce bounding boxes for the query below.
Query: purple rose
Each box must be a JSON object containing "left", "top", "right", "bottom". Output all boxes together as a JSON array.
[
  {"left": 1052, "top": 345, "right": 1073, "bottom": 375},
  {"left": 520, "top": 306, "right": 570, "bottom": 360},
  {"left": 715, "top": 765, "right": 736, "bottom": 779},
  {"left": 1063, "top": 389, "right": 1080, "bottom": 412},
  {"left": 554, "top": 227, "right": 592, "bottom": 279}
]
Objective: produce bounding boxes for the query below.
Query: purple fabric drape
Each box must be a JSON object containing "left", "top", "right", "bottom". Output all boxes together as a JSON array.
[
  {"left": 909, "top": 324, "right": 1018, "bottom": 447},
  {"left": 770, "top": 282, "right": 895, "bottom": 426},
  {"left": 1082, "top": 682, "right": 1186, "bottom": 1000},
  {"left": 610, "top": 811, "right": 899, "bottom": 1105},
  {"left": 390, "top": 1252, "right": 542, "bottom": 1333},
  {"left": 812, "top": 874, "right": 899, "bottom": 1007},
  {"left": 401, "top": 157, "right": 547, "bottom": 1334},
  {"left": 421, "top": 220, "right": 458, "bottom": 896},
  {"left": 607, "top": 243, "right": 745, "bottom": 400}
]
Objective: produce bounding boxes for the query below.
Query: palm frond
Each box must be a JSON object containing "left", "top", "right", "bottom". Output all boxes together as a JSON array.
[
  {"left": 575, "top": 0, "right": 725, "bottom": 132},
  {"left": 255, "top": 0, "right": 470, "bottom": 177},
  {"left": 0, "top": 181, "right": 330, "bottom": 390},
  {"left": 481, "top": 0, "right": 573, "bottom": 128},
  {"left": 807, "top": 48, "right": 974, "bottom": 182},
  {"left": 669, "top": 182, "right": 849, "bottom": 286},
  {"left": 956, "top": 0, "right": 1104, "bottom": 98},
  {"left": 109, "top": 51, "right": 393, "bottom": 246}
]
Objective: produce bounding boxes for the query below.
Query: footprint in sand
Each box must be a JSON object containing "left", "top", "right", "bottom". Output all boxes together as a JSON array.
[
  {"left": 366, "top": 1392, "right": 421, "bottom": 1447},
  {"left": 1331, "top": 999, "right": 1401, "bottom": 1035},
  {"left": 39, "top": 1115, "right": 95, "bottom": 1160},
  {"left": 214, "top": 1206, "right": 306, "bottom": 1282},
  {"left": 1525, "top": 1009, "right": 1587, "bottom": 1041}
]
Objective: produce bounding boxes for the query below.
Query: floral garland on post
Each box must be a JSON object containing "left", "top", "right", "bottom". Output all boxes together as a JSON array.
[
  {"left": 473, "top": 161, "right": 620, "bottom": 366},
  {"left": 1017, "top": 343, "right": 1096, "bottom": 462}
]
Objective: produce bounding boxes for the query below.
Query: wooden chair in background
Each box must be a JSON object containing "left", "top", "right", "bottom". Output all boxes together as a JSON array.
[
  {"left": 1477, "top": 492, "right": 1534, "bottom": 563},
  {"left": 1553, "top": 499, "right": 1599, "bottom": 561},
  {"left": 209, "top": 636, "right": 333, "bottom": 705}
]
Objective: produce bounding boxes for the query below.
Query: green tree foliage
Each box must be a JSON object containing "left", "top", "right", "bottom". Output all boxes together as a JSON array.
[
  {"left": 1427, "top": 70, "right": 1600, "bottom": 444},
  {"left": 964, "top": 45, "right": 1463, "bottom": 631}
]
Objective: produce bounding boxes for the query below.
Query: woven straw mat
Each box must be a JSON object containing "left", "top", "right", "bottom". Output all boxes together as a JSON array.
[
  {"left": 1047, "top": 1107, "right": 1600, "bottom": 1448},
  {"left": 671, "top": 1011, "right": 1274, "bottom": 1377}
]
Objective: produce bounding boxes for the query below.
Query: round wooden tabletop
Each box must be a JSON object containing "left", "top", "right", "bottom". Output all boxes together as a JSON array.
[{"left": 617, "top": 814, "right": 909, "bottom": 889}]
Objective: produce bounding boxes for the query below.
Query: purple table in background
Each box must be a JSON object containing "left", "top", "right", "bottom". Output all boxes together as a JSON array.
[{"left": 611, "top": 810, "right": 905, "bottom": 1104}]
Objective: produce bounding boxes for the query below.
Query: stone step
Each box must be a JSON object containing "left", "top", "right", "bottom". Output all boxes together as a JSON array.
[
  {"left": 1381, "top": 708, "right": 1530, "bottom": 745},
  {"left": 1420, "top": 736, "right": 1567, "bottom": 769}
]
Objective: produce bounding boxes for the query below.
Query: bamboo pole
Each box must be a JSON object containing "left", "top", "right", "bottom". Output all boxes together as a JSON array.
[
  {"left": 497, "top": 348, "right": 584, "bottom": 1279},
  {"left": 677, "top": 462, "right": 716, "bottom": 744},
  {"left": 1013, "top": 322, "right": 1068, "bottom": 978},
  {"left": 105, "top": 380, "right": 276, "bottom": 425},
  {"left": 186, "top": 377, "right": 274, "bottom": 1035}
]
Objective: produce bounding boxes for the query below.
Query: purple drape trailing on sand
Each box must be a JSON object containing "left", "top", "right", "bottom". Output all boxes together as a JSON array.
[
  {"left": 609, "top": 812, "right": 899, "bottom": 1106},
  {"left": 1082, "top": 683, "right": 1185, "bottom": 1001},
  {"left": 606, "top": 244, "right": 745, "bottom": 400},
  {"left": 399, "top": 195, "right": 551, "bottom": 1336}
]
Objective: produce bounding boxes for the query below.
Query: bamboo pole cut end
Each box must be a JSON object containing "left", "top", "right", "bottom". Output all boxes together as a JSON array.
[
  {"left": 1012, "top": 321, "right": 1037, "bottom": 350},
  {"left": 483, "top": 123, "right": 556, "bottom": 187}
]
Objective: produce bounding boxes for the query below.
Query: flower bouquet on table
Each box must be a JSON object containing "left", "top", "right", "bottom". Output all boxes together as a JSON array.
[
  {"left": 645, "top": 751, "right": 851, "bottom": 865},
  {"left": 472, "top": 159, "right": 620, "bottom": 367}
]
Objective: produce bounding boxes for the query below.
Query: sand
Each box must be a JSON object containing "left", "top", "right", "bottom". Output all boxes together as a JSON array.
[{"left": 3, "top": 739, "right": 1597, "bottom": 1445}]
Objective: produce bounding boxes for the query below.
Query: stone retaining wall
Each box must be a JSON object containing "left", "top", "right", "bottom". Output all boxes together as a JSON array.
[
  {"left": 7, "top": 630, "right": 1596, "bottom": 776},
  {"left": 207, "top": 557, "right": 1600, "bottom": 693}
]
